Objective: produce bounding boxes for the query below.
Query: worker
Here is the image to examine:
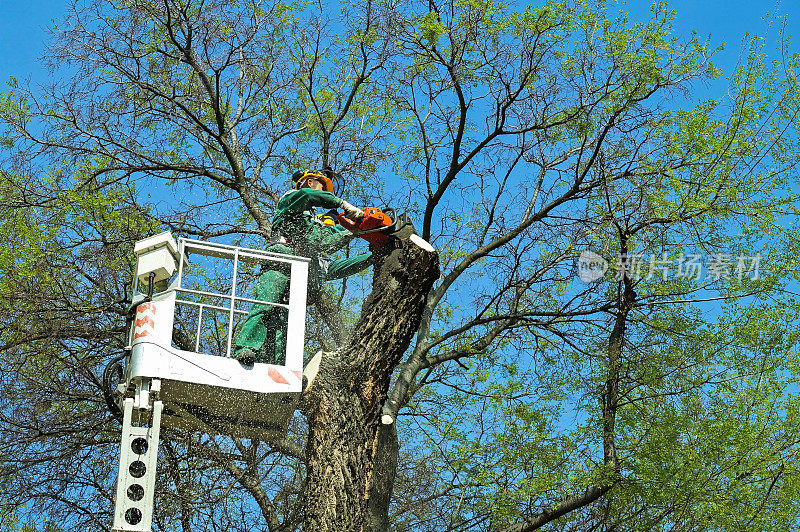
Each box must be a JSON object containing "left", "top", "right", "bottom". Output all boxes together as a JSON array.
[{"left": 233, "top": 169, "right": 371, "bottom": 365}]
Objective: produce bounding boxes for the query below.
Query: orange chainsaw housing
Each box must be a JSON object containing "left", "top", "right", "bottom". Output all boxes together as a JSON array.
[{"left": 337, "top": 207, "right": 393, "bottom": 246}]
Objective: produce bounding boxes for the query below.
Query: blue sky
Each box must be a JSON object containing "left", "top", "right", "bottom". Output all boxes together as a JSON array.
[
  {"left": 0, "top": 0, "right": 797, "bottom": 84},
  {"left": 0, "top": 0, "right": 65, "bottom": 81}
]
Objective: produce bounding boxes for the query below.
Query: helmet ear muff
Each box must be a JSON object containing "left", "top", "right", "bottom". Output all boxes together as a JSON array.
[
  {"left": 323, "top": 166, "right": 343, "bottom": 195},
  {"left": 315, "top": 173, "right": 334, "bottom": 192},
  {"left": 291, "top": 170, "right": 307, "bottom": 189}
]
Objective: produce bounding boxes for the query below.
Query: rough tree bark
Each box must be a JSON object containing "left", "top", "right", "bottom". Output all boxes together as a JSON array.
[
  {"left": 365, "top": 423, "right": 399, "bottom": 532},
  {"left": 301, "top": 237, "right": 439, "bottom": 531}
]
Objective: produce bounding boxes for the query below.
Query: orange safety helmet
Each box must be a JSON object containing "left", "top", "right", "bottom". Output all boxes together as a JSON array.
[{"left": 291, "top": 169, "right": 334, "bottom": 193}]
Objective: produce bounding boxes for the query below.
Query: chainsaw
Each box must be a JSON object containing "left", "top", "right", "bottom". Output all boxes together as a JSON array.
[{"left": 336, "top": 207, "right": 417, "bottom": 247}]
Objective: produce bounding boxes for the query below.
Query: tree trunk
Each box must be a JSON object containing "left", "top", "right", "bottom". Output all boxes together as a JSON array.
[
  {"left": 366, "top": 423, "right": 399, "bottom": 532},
  {"left": 302, "top": 238, "right": 439, "bottom": 531}
]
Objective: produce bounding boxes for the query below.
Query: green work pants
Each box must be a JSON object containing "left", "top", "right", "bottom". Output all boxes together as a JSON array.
[{"left": 234, "top": 247, "right": 372, "bottom": 364}]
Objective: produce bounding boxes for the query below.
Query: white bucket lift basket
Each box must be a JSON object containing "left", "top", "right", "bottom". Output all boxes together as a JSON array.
[
  {"left": 112, "top": 232, "right": 316, "bottom": 532},
  {"left": 125, "top": 232, "right": 313, "bottom": 438}
]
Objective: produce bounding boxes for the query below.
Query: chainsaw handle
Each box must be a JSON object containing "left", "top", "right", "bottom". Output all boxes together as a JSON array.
[
  {"left": 336, "top": 213, "right": 389, "bottom": 235},
  {"left": 336, "top": 213, "right": 360, "bottom": 232},
  {"left": 337, "top": 207, "right": 400, "bottom": 251}
]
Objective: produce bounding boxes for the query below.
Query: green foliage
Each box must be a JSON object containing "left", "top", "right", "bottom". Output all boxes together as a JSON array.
[{"left": 2, "top": 0, "right": 800, "bottom": 530}]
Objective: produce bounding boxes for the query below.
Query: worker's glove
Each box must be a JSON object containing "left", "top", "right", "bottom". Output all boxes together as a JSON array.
[{"left": 340, "top": 201, "right": 365, "bottom": 221}]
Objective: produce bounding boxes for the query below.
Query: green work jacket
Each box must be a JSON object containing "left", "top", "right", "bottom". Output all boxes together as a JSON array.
[{"left": 272, "top": 187, "right": 353, "bottom": 258}]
